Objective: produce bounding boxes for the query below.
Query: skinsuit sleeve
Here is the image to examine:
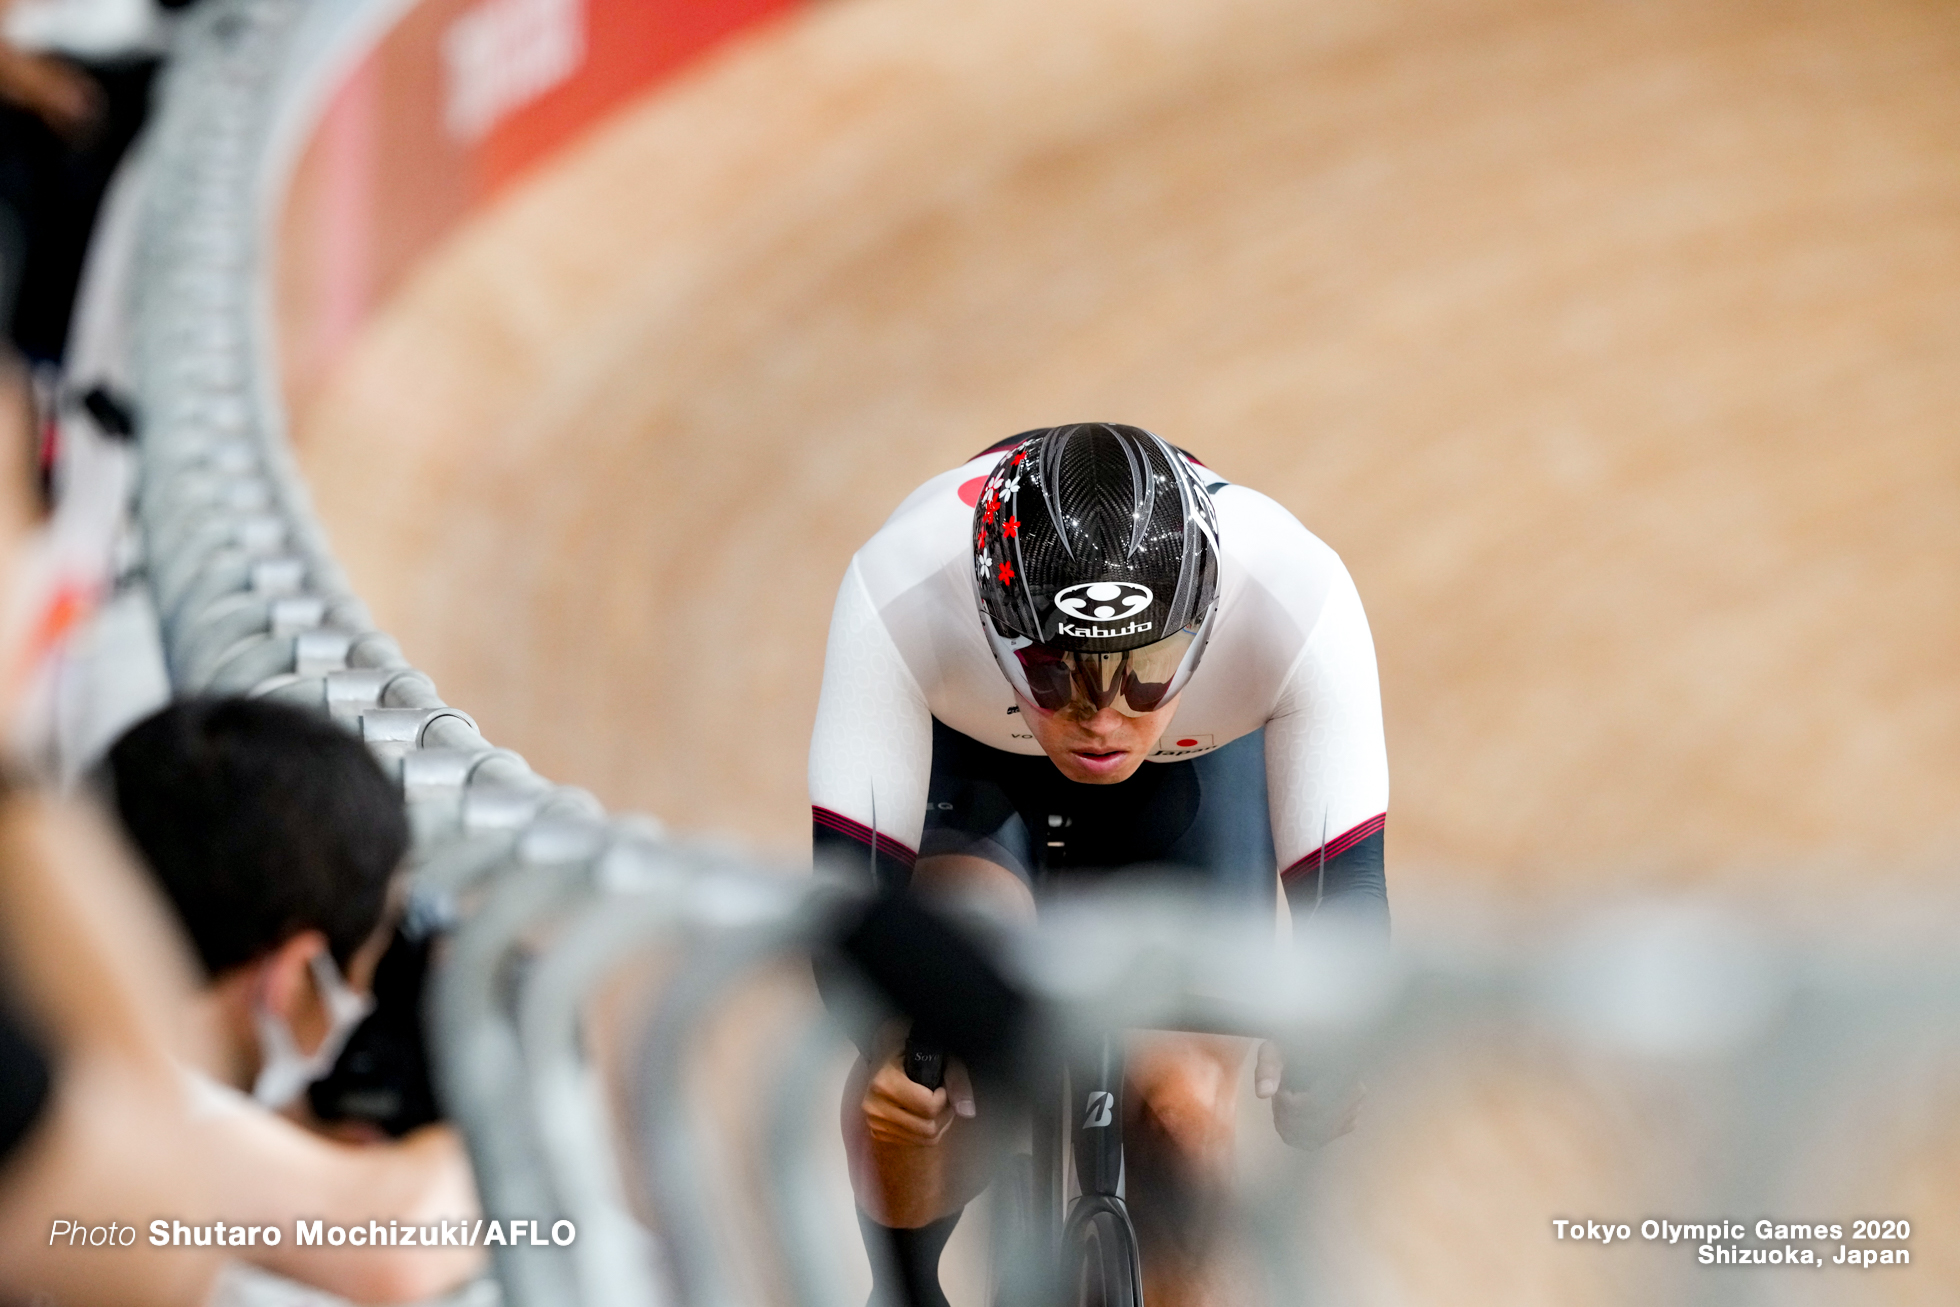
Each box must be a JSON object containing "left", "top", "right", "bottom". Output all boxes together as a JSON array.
[
  {"left": 1263, "top": 563, "right": 1390, "bottom": 942},
  {"left": 808, "top": 557, "right": 935, "bottom": 893}
]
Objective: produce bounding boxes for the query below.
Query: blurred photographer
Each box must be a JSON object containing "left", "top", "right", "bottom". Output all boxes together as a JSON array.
[
  {"left": 105, "top": 696, "right": 484, "bottom": 1301},
  {"left": 108, "top": 698, "right": 402, "bottom": 1114}
]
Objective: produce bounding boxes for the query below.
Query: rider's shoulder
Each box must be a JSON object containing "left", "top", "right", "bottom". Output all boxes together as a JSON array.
[
  {"left": 1212, "top": 482, "right": 1345, "bottom": 574},
  {"left": 872, "top": 451, "right": 1003, "bottom": 539},
  {"left": 847, "top": 452, "right": 1002, "bottom": 602}
]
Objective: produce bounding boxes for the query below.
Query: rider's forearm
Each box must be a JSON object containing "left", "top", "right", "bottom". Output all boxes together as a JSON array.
[
  {"left": 811, "top": 825, "right": 917, "bottom": 1061},
  {"left": 1281, "top": 823, "right": 1387, "bottom": 944},
  {"left": 818, "top": 889, "right": 1032, "bottom": 1082}
]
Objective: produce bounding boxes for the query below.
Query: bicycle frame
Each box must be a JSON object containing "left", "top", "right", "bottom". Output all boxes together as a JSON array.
[
  {"left": 1009, "top": 1029, "right": 1144, "bottom": 1307},
  {"left": 1069, "top": 1034, "right": 1145, "bottom": 1305},
  {"left": 1025, "top": 816, "right": 1146, "bottom": 1306}
]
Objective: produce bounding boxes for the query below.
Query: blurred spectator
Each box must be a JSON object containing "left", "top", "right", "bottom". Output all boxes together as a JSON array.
[
  {"left": 0, "top": 995, "right": 48, "bottom": 1174},
  {"left": 0, "top": 341, "right": 222, "bottom": 1304},
  {"left": 0, "top": 0, "right": 184, "bottom": 363},
  {"left": 0, "top": 789, "right": 230, "bottom": 1305},
  {"left": 105, "top": 696, "right": 486, "bottom": 1301}
]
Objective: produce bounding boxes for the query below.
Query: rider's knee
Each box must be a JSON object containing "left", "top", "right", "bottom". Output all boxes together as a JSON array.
[
  {"left": 1127, "top": 1039, "right": 1243, "bottom": 1161},
  {"left": 1135, "top": 1074, "right": 1234, "bottom": 1151}
]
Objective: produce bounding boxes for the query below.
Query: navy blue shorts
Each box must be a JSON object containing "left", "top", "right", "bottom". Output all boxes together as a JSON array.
[{"left": 913, "top": 718, "right": 1277, "bottom": 913}]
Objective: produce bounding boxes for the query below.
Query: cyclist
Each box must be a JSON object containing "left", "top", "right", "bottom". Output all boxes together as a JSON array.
[{"left": 810, "top": 423, "right": 1388, "bottom": 1307}]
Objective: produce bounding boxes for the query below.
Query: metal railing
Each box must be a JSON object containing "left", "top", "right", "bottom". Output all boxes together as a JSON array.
[
  {"left": 114, "top": 0, "right": 639, "bottom": 1299},
  {"left": 426, "top": 851, "right": 1960, "bottom": 1307},
  {"left": 130, "top": 0, "right": 608, "bottom": 843}
]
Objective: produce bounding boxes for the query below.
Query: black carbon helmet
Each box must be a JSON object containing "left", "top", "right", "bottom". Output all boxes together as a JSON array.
[{"left": 973, "top": 424, "right": 1221, "bottom": 712}]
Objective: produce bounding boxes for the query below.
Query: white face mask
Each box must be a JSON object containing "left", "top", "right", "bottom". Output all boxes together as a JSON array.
[{"left": 251, "top": 949, "right": 375, "bottom": 1109}]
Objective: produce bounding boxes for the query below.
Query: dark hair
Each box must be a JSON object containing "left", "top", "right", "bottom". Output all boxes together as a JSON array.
[{"left": 106, "top": 698, "right": 407, "bottom": 978}]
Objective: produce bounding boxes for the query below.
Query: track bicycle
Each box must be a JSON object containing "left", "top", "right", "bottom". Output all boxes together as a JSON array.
[
  {"left": 900, "top": 804, "right": 1156, "bottom": 1307},
  {"left": 906, "top": 1024, "right": 1140, "bottom": 1307},
  {"left": 883, "top": 811, "right": 1354, "bottom": 1307}
]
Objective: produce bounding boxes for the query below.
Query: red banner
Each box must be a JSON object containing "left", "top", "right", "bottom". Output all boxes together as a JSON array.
[{"left": 277, "top": 0, "right": 799, "bottom": 417}]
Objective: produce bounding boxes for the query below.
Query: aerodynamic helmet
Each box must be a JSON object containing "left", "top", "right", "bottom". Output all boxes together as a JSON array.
[{"left": 972, "top": 423, "right": 1221, "bottom": 716}]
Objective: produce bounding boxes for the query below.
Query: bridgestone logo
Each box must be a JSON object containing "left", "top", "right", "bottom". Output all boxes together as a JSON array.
[{"left": 1056, "top": 620, "right": 1152, "bottom": 639}]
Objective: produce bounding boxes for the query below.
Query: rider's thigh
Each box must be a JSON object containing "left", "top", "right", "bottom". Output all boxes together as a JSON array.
[
  {"left": 911, "top": 852, "right": 1036, "bottom": 925},
  {"left": 1124, "top": 1032, "right": 1251, "bottom": 1161}
]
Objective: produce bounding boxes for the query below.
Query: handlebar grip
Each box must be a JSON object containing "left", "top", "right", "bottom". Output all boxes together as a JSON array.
[{"left": 902, "top": 1036, "right": 946, "bottom": 1091}]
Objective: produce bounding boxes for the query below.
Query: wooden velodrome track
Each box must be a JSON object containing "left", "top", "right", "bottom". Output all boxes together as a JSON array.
[
  {"left": 287, "top": 0, "right": 1960, "bottom": 914},
  {"left": 277, "top": 0, "right": 1960, "bottom": 1300}
]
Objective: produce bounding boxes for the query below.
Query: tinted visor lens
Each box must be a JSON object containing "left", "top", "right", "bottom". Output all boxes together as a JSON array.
[
  {"left": 1013, "top": 643, "right": 1079, "bottom": 714},
  {"left": 1011, "top": 628, "right": 1199, "bottom": 717},
  {"left": 1115, "top": 630, "right": 1196, "bottom": 713}
]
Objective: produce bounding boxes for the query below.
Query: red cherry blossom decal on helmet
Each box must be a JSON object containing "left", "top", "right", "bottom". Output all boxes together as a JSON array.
[
  {"left": 998, "top": 560, "right": 1015, "bottom": 584},
  {"left": 1005, "top": 516, "right": 1019, "bottom": 538}
]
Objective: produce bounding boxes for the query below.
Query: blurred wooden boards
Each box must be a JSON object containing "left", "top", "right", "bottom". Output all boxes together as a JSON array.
[{"left": 285, "top": 0, "right": 1960, "bottom": 899}]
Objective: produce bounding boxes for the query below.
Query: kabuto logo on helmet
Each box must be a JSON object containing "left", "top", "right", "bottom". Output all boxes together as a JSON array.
[{"left": 1054, "top": 581, "right": 1153, "bottom": 622}]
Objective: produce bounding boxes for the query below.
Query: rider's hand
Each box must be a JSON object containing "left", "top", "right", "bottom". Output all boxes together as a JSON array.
[
  {"left": 0, "top": 47, "right": 103, "bottom": 142},
  {"left": 860, "top": 1021, "right": 976, "bottom": 1147},
  {"left": 1255, "top": 1039, "right": 1362, "bottom": 1150}
]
